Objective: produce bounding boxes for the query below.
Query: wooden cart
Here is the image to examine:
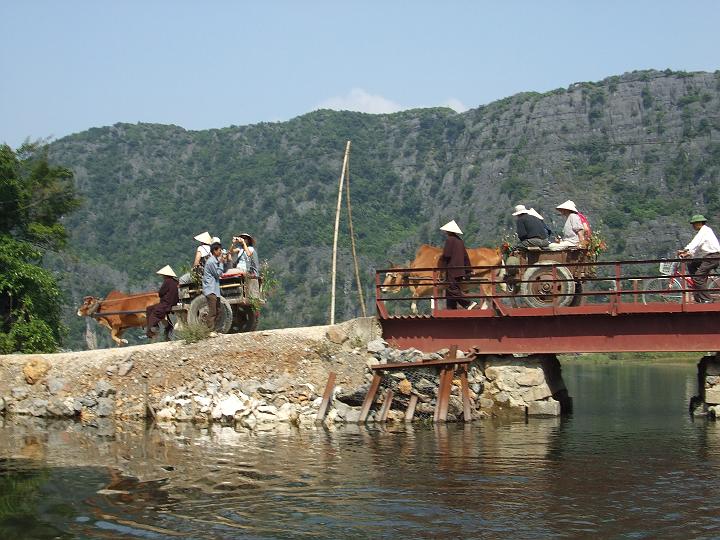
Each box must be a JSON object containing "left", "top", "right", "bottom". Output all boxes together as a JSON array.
[
  {"left": 504, "top": 247, "right": 594, "bottom": 307},
  {"left": 173, "top": 274, "right": 264, "bottom": 334}
]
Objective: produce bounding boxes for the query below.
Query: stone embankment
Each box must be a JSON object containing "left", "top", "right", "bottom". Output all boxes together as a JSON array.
[
  {"left": 0, "top": 318, "right": 572, "bottom": 427},
  {"left": 691, "top": 354, "right": 720, "bottom": 419}
]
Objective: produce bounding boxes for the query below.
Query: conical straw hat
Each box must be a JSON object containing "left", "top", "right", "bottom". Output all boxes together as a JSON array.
[
  {"left": 156, "top": 265, "right": 177, "bottom": 277},
  {"left": 512, "top": 204, "right": 529, "bottom": 216},
  {"left": 528, "top": 208, "right": 544, "bottom": 220},
  {"left": 439, "top": 220, "right": 463, "bottom": 235},
  {"left": 193, "top": 231, "right": 213, "bottom": 244},
  {"left": 556, "top": 200, "right": 578, "bottom": 213}
]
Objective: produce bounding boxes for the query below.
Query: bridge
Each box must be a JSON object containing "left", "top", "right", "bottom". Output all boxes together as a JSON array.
[{"left": 375, "top": 258, "right": 720, "bottom": 354}]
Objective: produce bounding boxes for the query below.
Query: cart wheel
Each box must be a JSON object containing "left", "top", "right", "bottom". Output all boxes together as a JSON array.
[
  {"left": 519, "top": 262, "right": 576, "bottom": 308},
  {"left": 187, "top": 295, "right": 233, "bottom": 333},
  {"left": 232, "top": 305, "right": 258, "bottom": 333}
]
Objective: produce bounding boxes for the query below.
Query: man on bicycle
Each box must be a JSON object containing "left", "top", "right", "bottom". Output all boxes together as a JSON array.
[{"left": 677, "top": 214, "right": 720, "bottom": 303}]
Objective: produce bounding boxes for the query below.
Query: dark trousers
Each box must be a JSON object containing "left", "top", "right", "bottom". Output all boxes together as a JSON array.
[
  {"left": 687, "top": 253, "right": 720, "bottom": 302},
  {"left": 517, "top": 237, "right": 550, "bottom": 249},
  {"left": 446, "top": 275, "right": 471, "bottom": 309},
  {"left": 205, "top": 293, "right": 220, "bottom": 329},
  {"left": 146, "top": 303, "right": 170, "bottom": 337}
]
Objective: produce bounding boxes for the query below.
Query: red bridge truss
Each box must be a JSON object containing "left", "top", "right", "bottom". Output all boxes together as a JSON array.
[{"left": 376, "top": 258, "right": 720, "bottom": 354}]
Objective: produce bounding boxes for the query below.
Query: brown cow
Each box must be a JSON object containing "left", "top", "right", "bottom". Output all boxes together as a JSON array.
[
  {"left": 77, "top": 291, "right": 160, "bottom": 346},
  {"left": 382, "top": 244, "right": 504, "bottom": 313}
]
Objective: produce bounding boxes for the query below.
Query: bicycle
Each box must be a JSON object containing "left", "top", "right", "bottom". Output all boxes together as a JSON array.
[{"left": 642, "top": 260, "right": 720, "bottom": 304}]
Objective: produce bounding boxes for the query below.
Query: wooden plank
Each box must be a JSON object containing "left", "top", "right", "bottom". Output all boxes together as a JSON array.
[
  {"left": 315, "top": 372, "right": 337, "bottom": 423},
  {"left": 437, "top": 365, "right": 455, "bottom": 422},
  {"left": 359, "top": 373, "right": 382, "bottom": 423},
  {"left": 447, "top": 345, "right": 458, "bottom": 360},
  {"left": 370, "top": 357, "right": 471, "bottom": 371},
  {"left": 460, "top": 366, "right": 472, "bottom": 422},
  {"left": 378, "top": 389, "right": 394, "bottom": 422},
  {"left": 404, "top": 394, "right": 418, "bottom": 422}
]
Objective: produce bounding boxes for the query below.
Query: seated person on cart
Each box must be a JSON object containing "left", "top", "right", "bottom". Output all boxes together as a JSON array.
[
  {"left": 548, "top": 200, "right": 588, "bottom": 251},
  {"left": 146, "top": 265, "right": 180, "bottom": 339},
  {"left": 227, "top": 233, "right": 259, "bottom": 276},
  {"left": 512, "top": 204, "right": 549, "bottom": 249}
]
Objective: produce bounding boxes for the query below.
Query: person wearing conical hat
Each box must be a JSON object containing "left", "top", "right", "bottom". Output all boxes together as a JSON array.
[
  {"left": 678, "top": 214, "right": 720, "bottom": 303},
  {"left": 548, "top": 200, "right": 587, "bottom": 251},
  {"left": 179, "top": 231, "right": 215, "bottom": 285},
  {"left": 146, "top": 265, "right": 180, "bottom": 339},
  {"left": 439, "top": 220, "right": 475, "bottom": 310},
  {"left": 513, "top": 204, "right": 549, "bottom": 249}
]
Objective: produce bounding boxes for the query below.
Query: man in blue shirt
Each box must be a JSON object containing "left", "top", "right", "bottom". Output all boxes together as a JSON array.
[{"left": 202, "top": 242, "right": 223, "bottom": 331}]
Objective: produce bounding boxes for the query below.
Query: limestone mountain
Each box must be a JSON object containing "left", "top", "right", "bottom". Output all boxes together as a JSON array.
[{"left": 48, "top": 69, "right": 720, "bottom": 348}]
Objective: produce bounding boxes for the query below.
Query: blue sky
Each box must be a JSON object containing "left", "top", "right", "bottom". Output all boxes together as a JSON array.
[{"left": 1, "top": 1, "right": 718, "bottom": 148}]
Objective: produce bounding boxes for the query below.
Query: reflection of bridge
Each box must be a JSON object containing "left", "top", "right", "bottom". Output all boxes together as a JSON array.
[{"left": 376, "top": 258, "right": 720, "bottom": 354}]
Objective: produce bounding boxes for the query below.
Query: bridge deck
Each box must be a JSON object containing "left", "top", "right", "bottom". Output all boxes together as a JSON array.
[{"left": 376, "top": 258, "right": 720, "bottom": 354}]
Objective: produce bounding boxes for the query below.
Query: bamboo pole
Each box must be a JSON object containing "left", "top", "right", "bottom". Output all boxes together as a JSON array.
[
  {"left": 345, "top": 157, "right": 367, "bottom": 317},
  {"left": 330, "top": 140, "right": 351, "bottom": 325}
]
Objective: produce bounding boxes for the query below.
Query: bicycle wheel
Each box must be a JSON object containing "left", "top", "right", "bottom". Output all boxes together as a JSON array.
[
  {"left": 642, "top": 277, "right": 682, "bottom": 304},
  {"left": 707, "top": 275, "right": 720, "bottom": 302}
]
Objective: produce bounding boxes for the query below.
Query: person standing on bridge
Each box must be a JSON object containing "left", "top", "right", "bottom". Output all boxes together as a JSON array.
[
  {"left": 512, "top": 204, "right": 550, "bottom": 249},
  {"left": 678, "top": 214, "right": 720, "bottom": 303},
  {"left": 203, "top": 241, "right": 224, "bottom": 333},
  {"left": 439, "top": 220, "right": 475, "bottom": 310},
  {"left": 146, "top": 265, "right": 180, "bottom": 339}
]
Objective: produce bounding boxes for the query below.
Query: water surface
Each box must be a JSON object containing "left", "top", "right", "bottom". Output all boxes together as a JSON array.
[{"left": 0, "top": 361, "right": 718, "bottom": 539}]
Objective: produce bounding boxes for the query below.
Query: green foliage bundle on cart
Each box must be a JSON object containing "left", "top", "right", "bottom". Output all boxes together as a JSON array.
[{"left": 0, "top": 143, "right": 81, "bottom": 353}]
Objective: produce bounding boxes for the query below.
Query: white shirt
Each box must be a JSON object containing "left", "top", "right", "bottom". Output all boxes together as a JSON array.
[
  {"left": 197, "top": 244, "right": 211, "bottom": 258},
  {"left": 684, "top": 224, "right": 720, "bottom": 257}
]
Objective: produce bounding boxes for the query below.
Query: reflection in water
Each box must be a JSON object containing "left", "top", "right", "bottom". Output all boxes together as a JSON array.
[{"left": 0, "top": 363, "right": 719, "bottom": 539}]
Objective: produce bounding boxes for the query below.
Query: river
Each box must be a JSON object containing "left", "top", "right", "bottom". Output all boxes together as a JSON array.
[{"left": 0, "top": 361, "right": 718, "bottom": 539}]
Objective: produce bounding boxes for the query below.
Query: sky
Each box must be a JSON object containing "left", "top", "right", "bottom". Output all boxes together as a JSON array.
[{"left": 1, "top": 1, "right": 719, "bottom": 148}]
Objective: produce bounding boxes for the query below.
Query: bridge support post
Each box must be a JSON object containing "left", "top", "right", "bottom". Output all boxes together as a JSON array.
[{"left": 690, "top": 353, "right": 720, "bottom": 419}]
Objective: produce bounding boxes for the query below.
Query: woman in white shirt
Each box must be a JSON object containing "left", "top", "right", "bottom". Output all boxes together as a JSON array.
[{"left": 179, "top": 231, "right": 214, "bottom": 285}]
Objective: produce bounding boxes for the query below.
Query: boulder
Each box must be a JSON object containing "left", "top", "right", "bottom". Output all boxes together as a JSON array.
[
  {"left": 276, "top": 403, "right": 298, "bottom": 423},
  {"left": 23, "top": 357, "right": 50, "bottom": 385},
  {"left": 11, "top": 387, "right": 29, "bottom": 400},
  {"left": 28, "top": 399, "right": 49, "bottom": 417},
  {"left": 96, "top": 398, "right": 115, "bottom": 417},
  {"left": 337, "top": 385, "right": 369, "bottom": 406},
  {"left": 705, "top": 386, "right": 720, "bottom": 405},
  {"left": 46, "top": 398, "right": 76, "bottom": 418},
  {"left": 527, "top": 398, "right": 561, "bottom": 416},
  {"left": 516, "top": 368, "right": 545, "bottom": 387},
  {"left": 326, "top": 326, "right": 348, "bottom": 344},
  {"left": 95, "top": 380, "right": 116, "bottom": 398},
  {"left": 521, "top": 383, "right": 553, "bottom": 402},
  {"left": 397, "top": 379, "right": 413, "bottom": 396},
  {"left": 366, "top": 339, "right": 387, "bottom": 354},
  {"left": 46, "top": 377, "right": 66, "bottom": 395},
  {"left": 117, "top": 360, "right": 134, "bottom": 377}
]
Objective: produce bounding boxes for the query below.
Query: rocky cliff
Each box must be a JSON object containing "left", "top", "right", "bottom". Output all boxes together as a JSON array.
[{"left": 46, "top": 69, "right": 720, "bottom": 348}]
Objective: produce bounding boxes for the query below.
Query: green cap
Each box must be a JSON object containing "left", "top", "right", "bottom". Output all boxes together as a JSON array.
[{"left": 690, "top": 214, "right": 707, "bottom": 223}]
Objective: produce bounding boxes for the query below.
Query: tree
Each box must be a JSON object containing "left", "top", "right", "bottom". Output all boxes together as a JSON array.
[{"left": 0, "top": 143, "right": 81, "bottom": 353}]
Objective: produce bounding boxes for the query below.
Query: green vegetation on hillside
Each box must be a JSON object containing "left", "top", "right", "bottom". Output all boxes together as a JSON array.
[{"left": 45, "top": 69, "right": 720, "bottom": 349}]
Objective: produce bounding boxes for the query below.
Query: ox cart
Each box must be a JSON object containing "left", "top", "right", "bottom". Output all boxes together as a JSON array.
[
  {"left": 174, "top": 273, "right": 264, "bottom": 334},
  {"left": 503, "top": 247, "right": 595, "bottom": 307}
]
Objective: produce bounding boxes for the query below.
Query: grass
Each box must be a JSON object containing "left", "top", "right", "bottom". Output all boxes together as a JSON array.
[
  {"left": 558, "top": 352, "right": 705, "bottom": 364},
  {"left": 176, "top": 322, "right": 211, "bottom": 344}
]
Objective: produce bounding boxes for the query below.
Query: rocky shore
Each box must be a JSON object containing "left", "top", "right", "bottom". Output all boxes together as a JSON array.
[{"left": 0, "top": 317, "right": 573, "bottom": 427}]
